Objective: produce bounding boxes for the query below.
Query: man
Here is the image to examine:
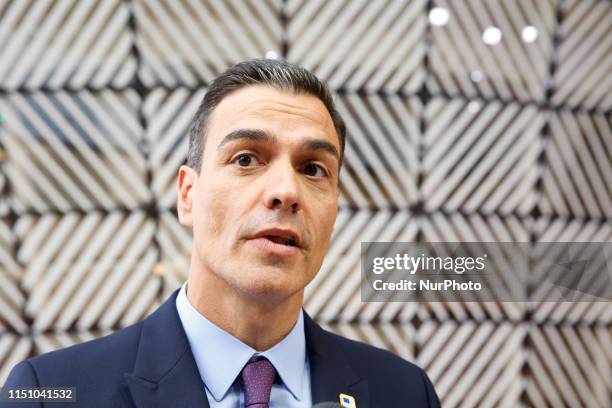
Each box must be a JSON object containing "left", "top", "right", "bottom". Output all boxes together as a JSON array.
[{"left": 2, "top": 59, "right": 439, "bottom": 407}]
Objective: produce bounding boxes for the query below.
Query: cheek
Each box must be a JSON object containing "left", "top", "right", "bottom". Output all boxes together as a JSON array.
[
  {"left": 311, "top": 198, "right": 337, "bottom": 250},
  {"left": 193, "top": 185, "right": 231, "bottom": 240}
]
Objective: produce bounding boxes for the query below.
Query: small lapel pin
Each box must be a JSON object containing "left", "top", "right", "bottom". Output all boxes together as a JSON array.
[{"left": 339, "top": 393, "right": 356, "bottom": 408}]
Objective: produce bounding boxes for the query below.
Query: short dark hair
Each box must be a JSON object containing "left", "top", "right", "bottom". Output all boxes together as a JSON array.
[{"left": 186, "top": 59, "right": 346, "bottom": 172}]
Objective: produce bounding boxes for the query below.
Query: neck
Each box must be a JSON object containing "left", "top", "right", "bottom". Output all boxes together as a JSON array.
[{"left": 186, "top": 262, "right": 303, "bottom": 351}]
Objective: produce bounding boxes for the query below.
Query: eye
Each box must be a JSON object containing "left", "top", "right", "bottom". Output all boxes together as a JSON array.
[
  {"left": 303, "top": 163, "right": 326, "bottom": 178},
  {"left": 233, "top": 153, "right": 258, "bottom": 167}
]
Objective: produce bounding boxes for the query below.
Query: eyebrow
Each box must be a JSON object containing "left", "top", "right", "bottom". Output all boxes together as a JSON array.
[{"left": 217, "top": 128, "right": 340, "bottom": 162}]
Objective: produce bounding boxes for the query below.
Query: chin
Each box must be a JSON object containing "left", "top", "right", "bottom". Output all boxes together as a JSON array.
[{"left": 236, "top": 275, "right": 301, "bottom": 304}]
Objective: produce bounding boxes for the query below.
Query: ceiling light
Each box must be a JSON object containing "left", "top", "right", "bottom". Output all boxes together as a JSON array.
[
  {"left": 482, "top": 26, "right": 502, "bottom": 45},
  {"left": 522, "top": 26, "right": 538, "bottom": 43},
  {"left": 470, "top": 70, "right": 483, "bottom": 82},
  {"left": 265, "top": 50, "right": 279, "bottom": 60},
  {"left": 429, "top": 7, "right": 450, "bottom": 26}
]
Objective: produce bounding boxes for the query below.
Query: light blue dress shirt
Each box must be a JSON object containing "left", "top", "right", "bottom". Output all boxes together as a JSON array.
[{"left": 175, "top": 283, "right": 312, "bottom": 407}]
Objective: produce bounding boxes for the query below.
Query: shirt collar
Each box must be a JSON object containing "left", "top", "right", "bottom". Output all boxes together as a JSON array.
[{"left": 175, "top": 282, "right": 307, "bottom": 402}]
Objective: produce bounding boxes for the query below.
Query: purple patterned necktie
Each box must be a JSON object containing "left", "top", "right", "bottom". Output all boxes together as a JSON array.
[{"left": 240, "top": 358, "right": 276, "bottom": 408}]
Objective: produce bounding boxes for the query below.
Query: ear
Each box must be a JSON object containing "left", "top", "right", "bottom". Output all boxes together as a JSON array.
[{"left": 177, "top": 165, "right": 196, "bottom": 228}]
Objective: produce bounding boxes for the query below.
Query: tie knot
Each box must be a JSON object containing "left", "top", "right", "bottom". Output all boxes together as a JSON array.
[{"left": 240, "top": 358, "right": 276, "bottom": 407}]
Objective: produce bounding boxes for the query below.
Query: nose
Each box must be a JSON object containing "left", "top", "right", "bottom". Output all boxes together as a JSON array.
[{"left": 262, "top": 161, "right": 301, "bottom": 213}]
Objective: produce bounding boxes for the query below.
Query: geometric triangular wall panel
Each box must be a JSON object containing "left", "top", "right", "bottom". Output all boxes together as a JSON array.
[{"left": 1, "top": 0, "right": 610, "bottom": 405}]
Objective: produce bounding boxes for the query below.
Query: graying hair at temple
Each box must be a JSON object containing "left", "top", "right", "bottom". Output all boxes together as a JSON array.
[{"left": 186, "top": 58, "right": 347, "bottom": 172}]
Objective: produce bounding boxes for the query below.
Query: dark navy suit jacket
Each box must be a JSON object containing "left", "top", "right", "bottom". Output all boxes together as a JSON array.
[{"left": 2, "top": 290, "right": 440, "bottom": 407}]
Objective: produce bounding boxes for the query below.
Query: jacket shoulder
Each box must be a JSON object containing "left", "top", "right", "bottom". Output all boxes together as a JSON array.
[
  {"left": 26, "top": 322, "right": 143, "bottom": 384},
  {"left": 324, "top": 330, "right": 440, "bottom": 407},
  {"left": 328, "top": 330, "right": 421, "bottom": 375},
  {"left": 2, "top": 322, "right": 144, "bottom": 407}
]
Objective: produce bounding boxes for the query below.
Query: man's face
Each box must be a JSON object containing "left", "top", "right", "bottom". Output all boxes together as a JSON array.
[{"left": 178, "top": 85, "right": 340, "bottom": 304}]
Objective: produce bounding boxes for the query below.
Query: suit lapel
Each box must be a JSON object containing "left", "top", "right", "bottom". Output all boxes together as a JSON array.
[
  {"left": 124, "top": 290, "right": 210, "bottom": 408},
  {"left": 123, "top": 292, "right": 369, "bottom": 407},
  {"left": 304, "top": 313, "right": 369, "bottom": 408}
]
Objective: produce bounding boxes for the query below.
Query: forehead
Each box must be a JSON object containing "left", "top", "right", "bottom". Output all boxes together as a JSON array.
[{"left": 205, "top": 85, "right": 339, "bottom": 150}]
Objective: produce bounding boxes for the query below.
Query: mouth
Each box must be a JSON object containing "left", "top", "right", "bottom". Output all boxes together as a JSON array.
[
  {"left": 261, "top": 235, "right": 298, "bottom": 247},
  {"left": 250, "top": 228, "right": 302, "bottom": 251}
]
